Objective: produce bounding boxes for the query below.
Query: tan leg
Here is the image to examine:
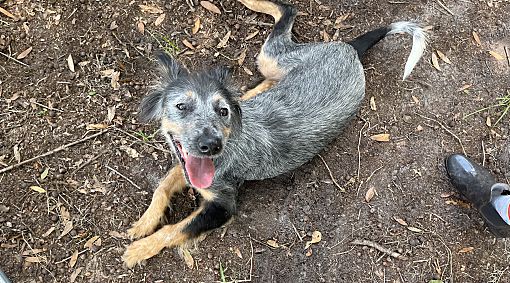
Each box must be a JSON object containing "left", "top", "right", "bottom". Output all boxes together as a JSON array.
[
  {"left": 127, "top": 165, "right": 186, "bottom": 239},
  {"left": 122, "top": 207, "right": 203, "bottom": 268},
  {"left": 238, "top": 0, "right": 283, "bottom": 22},
  {"left": 240, "top": 79, "right": 277, "bottom": 100}
]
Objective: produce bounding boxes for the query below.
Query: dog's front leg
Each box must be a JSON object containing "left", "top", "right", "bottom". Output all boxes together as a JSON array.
[
  {"left": 127, "top": 165, "right": 186, "bottom": 239},
  {"left": 122, "top": 199, "right": 234, "bottom": 268}
]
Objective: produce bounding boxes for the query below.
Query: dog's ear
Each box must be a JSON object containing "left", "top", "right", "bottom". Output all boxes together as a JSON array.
[
  {"left": 210, "top": 65, "right": 232, "bottom": 85},
  {"left": 139, "top": 89, "right": 165, "bottom": 123},
  {"left": 157, "top": 52, "right": 187, "bottom": 80}
]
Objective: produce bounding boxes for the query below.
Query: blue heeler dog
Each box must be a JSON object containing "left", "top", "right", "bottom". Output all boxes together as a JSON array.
[{"left": 122, "top": 0, "right": 427, "bottom": 267}]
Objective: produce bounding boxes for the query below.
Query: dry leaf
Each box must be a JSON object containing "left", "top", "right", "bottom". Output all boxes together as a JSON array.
[
  {"left": 365, "top": 187, "right": 376, "bottom": 202},
  {"left": 182, "top": 39, "right": 195, "bottom": 50},
  {"left": 472, "top": 31, "right": 481, "bottom": 46},
  {"left": 107, "top": 106, "right": 116, "bottom": 123},
  {"left": 440, "top": 192, "right": 455, "bottom": 198},
  {"left": 305, "top": 248, "right": 313, "bottom": 257},
  {"left": 457, "top": 84, "right": 472, "bottom": 92},
  {"left": 0, "top": 6, "right": 16, "bottom": 19},
  {"left": 70, "top": 267, "right": 83, "bottom": 283},
  {"left": 59, "top": 220, "right": 73, "bottom": 238},
  {"left": 200, "top": 1, "right": 221, "bottom": 14},
  {"left": 486, "top": 116, "right": 492, "bottom": 127},
  {"left": 108, "top": 231, "right": 127, "bottom": 239},
  {"left": 412, "top": 95, "right": 420, "bottom": 104},
  {"left": 13, "top": 145, "right": 20, "bottom": 163},
  {"left": 407, "top": 227, "right": 423, "bottom": 233},
  {"left": 60, "top": 206, "right": 71, "bottom": 221},
  {"left": 393, "top": 216, "right": 408, "bottom": 226},
  {"left": 111, "top": 70, "right": 120, "bottom": 90},
  {"left": 304, "top": 231, "right": 322, "bottom": 249},
  {"left": 217, "top": 30, "right": 231, "bottom": 48},
  {"left": 267, "top": 239, "right": 279, "bottom": 248},
  {"left": 137, "top": 21, "right": 145, "bottom": 34},
  {"left": 234, "top": 247, "right": 243, "bottom": 259},
  {"left": 458, "top": 247, "right": 474, "bottom": 253},
  {"left": 489, "top": 50, "right": 504, "bottom": 61},
  {"left": 370, "top": 133, "right": 390, "bottom": 142},
  {"left": 237, "top": 49, "right": 247, "bottom": 66},
  {"left": 84, "top": 236, "right": 100, "bottom": 249},
  {"left": 182, "top": 248, "right": 194, "bottom": 269},
  {"left": 69, "top": 250, "right": 78, "bottom": 268},
  {"left": 154, "top": 13, "right": 166, "bottom": 26},
  {"left": 40, "top": 168, "right": 49, "bottom": 180},
  {"left": 370, "top": 96, "right": 376, "bottom": 111},
  {"left": 139, "top": 4, "right": 163, "bottom": 14},
  {"left": 109, "top": 21, "right": 118, "bottom": 30},
  {"left": 67, "top": 54, "right": 75, "bottom": 72},
  {"left": 30, "top": 186, "right": 46, "bottom": 193},
  {"left": 245, "top": 30, "right": 259, "bottom": 41},
  {"left": 436, "top": 50, "right": 451, "bottom": 64},
  {"left": 25, "top": 256, "right": 46, "bottom": 263},
  {"left": 120, "top": 145, "right": 140, "bottom": 159},
  {"left": 192, "top": 18, "right": 200, "bottom": 34},
  {"left": 431, "top": 52, "right": 441, "bottom": 71},
  {"left": 42, "top": 226, "right": 56, "bottom": 237},
  {"left": 17, "top": 47, "right": 33, "bottom": 60},
  {"left": 86, "top": 123, "right": 108, "bottom": 130},
  {"left": 22, "top": 248, "right": 46, "bottom": 256}
]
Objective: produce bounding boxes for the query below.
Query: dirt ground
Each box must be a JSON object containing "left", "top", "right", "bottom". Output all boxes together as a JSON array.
[{"left": 1, "top": 0, "right": 509, "bottom": 282}]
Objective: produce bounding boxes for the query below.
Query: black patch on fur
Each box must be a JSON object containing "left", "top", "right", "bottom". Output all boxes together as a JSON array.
[
  {"left": 138, "top": 89, "right": 165, "bottom": 122},
  {"left": 348, "top": 27, "right": 390, "bottom": 58},
  {"left": 183, "top": 202, "right": 232, "bottom": 238},
  {"left": 269, "top": 2, "right": 297, "bottom": 39}
]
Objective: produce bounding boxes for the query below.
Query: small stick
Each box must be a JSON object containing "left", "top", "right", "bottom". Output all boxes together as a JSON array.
[
  {"left": 482, "top": 140, "right": 486, "bottom": 167},
  {"left": 416, "top": 113, "right": 467, "bottom": 156},
  {"left": 351, "top": 239, "right": 408, "bottom": 260},
  {"left": 290, "top": 221, "right": 303, "bottom": 242},
  {"left": 105, "top": 165, "right": 142, "bottom": 190},
  {"left": 504, "top": 46, "right": 510, "bottom": 68},
  {"left": 318, "top": 154, "right": 344, "bottom": 192},
  {"left": 0, "top": 130, "right": 108, "bottom": 174},
  {"left": 0, "top": 51, "right": 30, "bottom": 67},
  {"left": 54, "top": 249, "right": 88, "bottom": 264},
  {"left": 0, "top": 6, "right": 16, "bottom": 19},
  {"left": 72, "top": 150, "right": 107, "bottom": 174},
  {"left": 31, "top": 101, "right": 64, "bottom": 112},
  {"left": 435, "top": 0, "right": 454, "bottom": 16}
]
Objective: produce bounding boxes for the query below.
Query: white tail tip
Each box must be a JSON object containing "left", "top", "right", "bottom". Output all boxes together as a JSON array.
[{"left": 387, "top": 21, "right": 427, "bottom": 80}]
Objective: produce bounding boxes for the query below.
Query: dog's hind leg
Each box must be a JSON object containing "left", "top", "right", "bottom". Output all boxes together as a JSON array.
[
  {"left": 122, "top": 196, "right": 234, "bottom": 267},
  {"left": 127, "top": 165, "right": 186, "bottom": 239}
]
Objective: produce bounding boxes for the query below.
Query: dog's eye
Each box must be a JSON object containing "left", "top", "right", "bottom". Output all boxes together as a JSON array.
[
  {"left": 219, "top": 108, "right": 229, "bottom": 117},
  {"left": 176, "top": 103, "right": 187, "bottom": 111}
]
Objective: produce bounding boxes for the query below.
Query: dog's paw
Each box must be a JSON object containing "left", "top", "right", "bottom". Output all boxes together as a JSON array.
[
  {"left": 122, "top": 238, "right": 161, "bottom": 268},
  {"left": 127, "top": 219, "right": 157, "bottom": 240}
]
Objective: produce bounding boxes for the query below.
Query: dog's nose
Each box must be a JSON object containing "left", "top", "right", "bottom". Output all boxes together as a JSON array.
[{"left": 197, "top": 136, "right": 222, "bottom": 155}]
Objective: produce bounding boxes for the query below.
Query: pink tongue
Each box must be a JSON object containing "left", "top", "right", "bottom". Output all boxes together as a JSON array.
[{"left": 184, "top": 155, "right": 215, "bottom": 189}]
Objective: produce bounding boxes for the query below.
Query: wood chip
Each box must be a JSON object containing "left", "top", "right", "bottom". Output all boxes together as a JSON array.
[
  {"left": 393, "top": 216, "right": 408, "bottom": 226},
  {"left": 67, "top": 54, "right": 75, "bottom": 72},
  {"left": 472, "top": 31, "right": 481, "bottom": 46},
  {"left": 182, "top": 39, "right": 195, "bottom": 50},
  {"left": 139, "top": 4, "right": 163, "bottom": 14},
  {"left": 369, "top": 96, "right": 376, "bottom": 111},
  {"left": 245, "top": 30, "right": 259, "bottom": 41},
  {"left": 154, "top": 13, "right": 165, "bottom": 26},
  {"left": 370, "top": 133, "right": 390, "bottom": 142},
  {"left": 304, "top": 231, "right": 322, "bottom": 249},
  {"left": 216, "top": 30, "right": 231, "bottom": 48},
  {"left": 431, "top": 52, "right": 441, "bottom": 71},
  {"left": 200, "top": 1, "right": 221, "bottom": 14},
  {"left": 458, "top": 246, "right": 474, "bottom": 253},
  {"left": 489, "top": 50, "right": 504, "bottom": 61},
  {"left": 436, "top": 50, "right": 451, "bottom": 64},
  {"left": 365, "top": 187, "right": 376, "bottom": 202},
  {"left": 192, "top": 18, "right": 201, "bottom": 34},
  {"left": 16, "top": 47, "right": 33, "bottom": 60},
  {"left": 69, "top": 250, "right": 78, "bottom": 268}
]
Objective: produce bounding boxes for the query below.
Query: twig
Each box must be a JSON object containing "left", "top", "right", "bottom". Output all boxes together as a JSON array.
[
  {"left": 54, "top": 249, "right": 88, "bottom": 264},
  {"left": 357, "top": 166, "right": 383, "bottom": 195},
  {"left": 31, "top": 101, "right": 64, "bottom": 112},
  {"left": 317, "top": 154, "right": 344, "bottom": 192},
  {"left": 0, "top": 51, "right": 30, "bottom": 67},
  {"left": 114, "top": 127, "right": 171, "bottom": 153},
  {"left": 357, "top": 121, "right": 368, "bottom": 183},
  {"left": 72, "top": 150, "right": 108, "bottom": 174},
  {"left": 416, "top": 113, "right": 466, "bottom": 156},
  {"left": 0, "top": 130, "right": 108, "bottom": 174},
  {"left": 351, "top": 239, "right": 408, "bottom": 260},
  {"left": 482, "top": 140, "right": 486, "bottom": 167},
  {"left": 105, "top": 165, "right": 142, "bottom": 190},
  {"left": 290, "top": 221, "right": 303, "bottom": 242},
  {"left": 504, "top": 46, "right": 510, "bottom": 68},
  {"left": 435, "top": 0, "right": 454, "bottom": 16},
  {"left": 0, "top": 6, "right": 16, "bottom": 19}
]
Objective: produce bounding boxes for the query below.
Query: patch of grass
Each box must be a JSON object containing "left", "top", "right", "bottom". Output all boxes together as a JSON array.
[
  {"left": 37, "top": 108, "right": 48, "bottom": 116},
  {"left": 219, "top": 261, "right": 227, "bottom": 283},
  {"left": 146, "top": 29, "right": 180, "bottom": 56},
  {"left": 464, "top": 90, "right": 510, "bottom": 126},
  {"left": 135, "top": 130, "right": 156, "bottom": 142},
  {"left": 87, "top": 90, "right": 97, "bottom": 96}
]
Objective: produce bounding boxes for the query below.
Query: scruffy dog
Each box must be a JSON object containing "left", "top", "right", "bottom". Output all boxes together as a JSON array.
[{"left": 122, "top": 0, "right": 426, "bottom": 267}]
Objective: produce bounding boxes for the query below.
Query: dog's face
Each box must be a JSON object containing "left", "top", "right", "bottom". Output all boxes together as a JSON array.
[{"left": 139, "top": 53, "right": 242, "bottom": 189}]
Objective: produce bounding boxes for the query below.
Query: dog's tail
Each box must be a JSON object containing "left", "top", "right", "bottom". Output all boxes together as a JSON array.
[{"left": 348, "top": 21, "right": 427, "bottom": 80}]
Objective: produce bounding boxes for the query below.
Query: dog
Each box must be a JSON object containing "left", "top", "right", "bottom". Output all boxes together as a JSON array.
[{"left": 122, "top": 0, "right": 427, "bottom": 267}]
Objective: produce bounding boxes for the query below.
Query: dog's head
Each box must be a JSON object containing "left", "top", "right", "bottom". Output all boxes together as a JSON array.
[{"left": 140, "top": 52, "right": 242, "bottom": 189}]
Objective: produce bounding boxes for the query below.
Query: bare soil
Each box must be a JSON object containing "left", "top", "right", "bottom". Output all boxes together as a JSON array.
[{"left": 1, "top": 0, "right": 509, "bottom": 282}]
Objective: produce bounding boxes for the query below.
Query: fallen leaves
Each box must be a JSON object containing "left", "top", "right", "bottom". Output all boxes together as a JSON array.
[
  {"left": 369, "top": 96, "right": 376, "bottom": 111},
  {"left": 472, "top": 31, "right": 481, "bottom": 46},
  {"left": 489, "top": 50, "right": 504, "bottom": 61},
  {"left": 431, "top": 52, "right": 441, "bottom": 71},
  {"left": 84, "top": 236, "right": 101, "bottom": 249},
  {"left": 30, "top": 186, "right": 46, "bottom": 193},
  {"left": 407, "top": 226, "right": 423, "bottom": 233},
  {"left": 365, "top": 187, "right": 376, "bottom": 202},
  {"left": 245, "top": 30, "right": 259, "bottom": 41},
  {"left": 58, "top": 206, "right": 73, "bottom": 239},
  {"left": 154, "top": 13, "right": 166, "bottom": 26},
  {"left": 266, "top": 239, "right": 279, "bottom": 248},
  {"left": 17, "top": 47, "right": 33, "bottom": 60},
  {"left": 217, "top": 30, "right": 231, "bottom": 49},
  {"left": 70, "top": 267, "right": 83, "bottom": 283},
  {"left": 69, "top": 250, "right": 79, "bottom": 268},
  {"left": 67, "top": 54, "right": 75, "bottom": 72},
  {"left": 40, "top": 167, "right": 49, "bottom": 180},
  {"left": 304, "top": 231, "right": 322, "bottom": 249},
  {"left": 393, "top": 216, "right": 408, "bottom": 226},
  {"left": 192, "top": 18, "right": 201, "bottom": 34},
  {"left": 370, "top": 133, "right": 390, "bottom": 142},
  {"left": 458, "top": 246, "right": 474, "bottom": 253},
  {"left": 436, "top": 50, "right": 451, "bottom": 64},
  {"left": 200, "top": 1, "right": 221, "bottom": 14},
  {"left": 139, "top": 4, "right": 163, "bottom": 14},
  {"left": 137, "top": 21, "right": 145, "bottom": 34},
  {"left": 0, "top": 6, "right": 16, "bottom": 19},
  {"left": 13, "top": 145, "right": 20, "bottom": 163}
]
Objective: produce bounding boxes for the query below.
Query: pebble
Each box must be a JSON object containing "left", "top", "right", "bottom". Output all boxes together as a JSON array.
[
  {"left": 70, "top": 229, "right": 77, "bottom": 236},
  {"left": 403, "top": 115, "right": 412, "bottom": 123}
]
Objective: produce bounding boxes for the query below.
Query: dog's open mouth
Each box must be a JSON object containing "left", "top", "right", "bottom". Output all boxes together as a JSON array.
[{"left": 171, "top": 136, "right": 215, "bottom": 189}]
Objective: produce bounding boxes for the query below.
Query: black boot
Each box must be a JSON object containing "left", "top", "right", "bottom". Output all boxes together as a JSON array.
[{"left": 445, "top": 153, "right": 510, "bottom": 237}]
